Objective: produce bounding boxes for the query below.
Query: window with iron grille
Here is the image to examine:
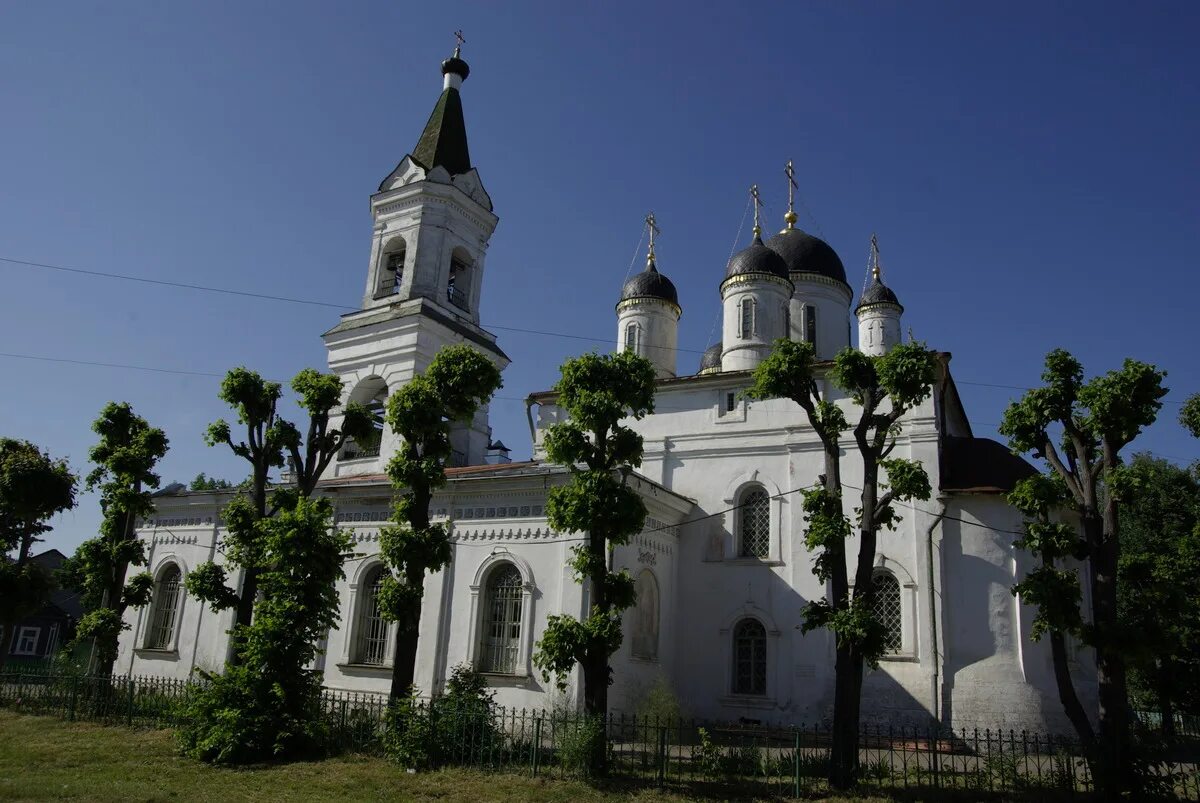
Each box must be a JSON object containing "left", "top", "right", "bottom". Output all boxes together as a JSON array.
[
  {"left": 354, "top": 567, "right": 390, "bottom": 665},
  {"left": 873, "top": 571, "right": 903, "bottom": 653},
  {"left": 739, "top": 486, "right": 770, "bottom": 558},
  {"left": 480, "top": 563, "right": 523, "bottom": 674},
  {"left": 732, "top": 618, "right": 766, "bottom": 695},
  {"left": 146, "top": 566, "right": 182, "bottom": 650}
]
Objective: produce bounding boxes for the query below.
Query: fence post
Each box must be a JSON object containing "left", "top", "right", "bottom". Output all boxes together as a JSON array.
[
  {"left": 793, "top": 729, "right": 801, "bottom": 798},
  {"left": 532, "top": 716, "right": 542, "bottom": 777},
  {"left": 339, "top": 699, "right": 348, "bottom": 737},
  {"left": 657, "top": 726, "right": 667, "bottom": 789},
  {"left": 125, "top": 678, "right": 135, "bottom": 727},
  {"left": 930, "top": 723, "right": 939, "bottom": 789},
  {"left": 67, "top": 675, "right": 78, "bottom": 722}
]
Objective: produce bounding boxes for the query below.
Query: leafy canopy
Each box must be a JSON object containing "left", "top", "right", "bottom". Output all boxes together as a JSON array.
[{"left": 533, "top": 350, "right": 656, "bottom": 693}]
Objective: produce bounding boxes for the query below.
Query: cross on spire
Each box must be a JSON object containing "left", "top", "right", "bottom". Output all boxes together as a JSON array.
[
  {"left": 750, "top": 184, "right": 762, "bottom": 238},
  {"left": 453, "top": 29, "right": 466, "bottom": 56},
  {"left": 870, "top": 233, "right": 881, "bottom": 281},
  {"left": 645, "top": 212, "right": 660, "bottom": 267},
  {"left": 784, "top": 160, "right": 798, "bottom": 230}
]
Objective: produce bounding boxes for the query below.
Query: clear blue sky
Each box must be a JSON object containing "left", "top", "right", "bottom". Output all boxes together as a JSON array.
[{"left": 2, "top": 2, "right": 1198, "bottom": 555}]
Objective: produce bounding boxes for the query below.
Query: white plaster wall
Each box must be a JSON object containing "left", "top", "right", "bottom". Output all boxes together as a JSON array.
[
  {"left": 721, "top": 279, "right": 792, "bottom": 372},
  {"left": 857, "top": 305, "right": 902, "bottom": 356},
  {"left": 788, "top": 278, "right": 852, "bottom": 360},
  {"left": 616, "top": 299, "right": 679, "bottom": 379}
]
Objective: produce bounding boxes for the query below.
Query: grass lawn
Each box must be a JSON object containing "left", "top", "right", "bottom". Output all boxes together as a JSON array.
[{"left": 0, "top": 711, "right": 912, "bottom": 802}]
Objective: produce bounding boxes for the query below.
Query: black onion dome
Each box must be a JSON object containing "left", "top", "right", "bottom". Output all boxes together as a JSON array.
[
  {"left": 725, "top": 236, "right": 789, "bottom": 280},
  {"left": 441, "top": 54, "right": 470, "bottom": 80},
  {"left": 765, "top": 228, "right": 848, "bottom": 285},
  {"left": 698, "top": 342, "right": 722, "bottom": 374},
  {"left": 619, "top": 260, "right": 679, "bottom": 307},
  {"left": 856, "top": 276, "right": 903, "bottom": 313}
]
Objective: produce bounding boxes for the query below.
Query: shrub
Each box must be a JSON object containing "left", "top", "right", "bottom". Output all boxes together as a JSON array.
[{"left": 382, "top": 665, "right": 502, "bottom": 770}]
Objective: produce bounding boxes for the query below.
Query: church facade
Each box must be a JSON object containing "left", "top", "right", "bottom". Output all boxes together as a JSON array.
[{"left": 115, "top": 48, "right": 1093, "bottom": 731}]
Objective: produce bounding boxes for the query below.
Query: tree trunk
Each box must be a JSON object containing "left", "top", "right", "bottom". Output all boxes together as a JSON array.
[
  {"left": 229, "top": 463, "right": 270, "bottom": 665},
  {"left": 1093, "top": 485, "right": 1133, "bottom": 799},
  {"left": 0, "top": 623, "right": 9, "bottom": 672},
  {"left": 389, "top": 617, "right": 420, "bottom": 701},
  {"left": 829, "top": 643, "right": 864, "bottom": 788},
  {"left": 580, "top": 528, "right": 610, "bottom": 775},
  {"left": 1049, "top": 630, "right": 1095, "bottom": 748}
]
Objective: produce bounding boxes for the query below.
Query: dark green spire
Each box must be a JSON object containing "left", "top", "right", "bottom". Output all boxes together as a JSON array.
[{"left": 411, "top": 51, "right": 472, "bottom": 175}]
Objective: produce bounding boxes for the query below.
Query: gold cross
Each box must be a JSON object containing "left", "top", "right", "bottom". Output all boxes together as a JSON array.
[
  {"left": 784, "top": 160, "right": 798, "bottom": 229},
  {"left": 645, "top": 212, "right": 660, "bottom": 264},
  {"left": 750, "top": 185, "right": 762, "bottom": 236}
]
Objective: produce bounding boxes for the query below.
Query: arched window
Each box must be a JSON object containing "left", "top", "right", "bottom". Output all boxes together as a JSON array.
[
  {"left": 354, "top": 566, "right": 390, "bottom": 665},
  {"left": 872, "top": 570, "right": 902, "bottom": 653},
  {"left": 739, "top": 298, "right": 755, "bottom": 339},
  {"left": 625, "top": 322, "right": 640, "bottom": 354},
  {"left": 804, "top": 304, "right": 817, "bottom": 347},
  {"left": 342, "top": 377, "right": 387, "bottom": 460},
  {"left": 631, "top": 569, "right": 659, "bottom": 660},
  {"left": 146, "top": 565, "right": 182, "bottom": 650},
  {"left": 738, "top": 486, "right": 770, "bottom": 558},
  {"left": 377, "top": 240, "right": 406, "bottom": 297},
  {"left": 732, "top": 618, "right": 767, "bottom": 695},
  {"left": 480, "top": 563, "right": 523, "bottom": 674},
  {"left": 448, "top": 249, "right": 473, "bottom": 311}
]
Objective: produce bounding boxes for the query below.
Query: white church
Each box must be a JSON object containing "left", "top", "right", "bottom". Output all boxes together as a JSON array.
[{"left": 115, "top": 47, "right": 1093, "bottom": 731}]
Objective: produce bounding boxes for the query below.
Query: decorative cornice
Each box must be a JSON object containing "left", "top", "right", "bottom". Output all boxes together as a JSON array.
[
  {"left": 719, "top": 272, "right": 793, "bottom": 296},
  {"left": 616, "top": 296, "right": 682, "bottom": 319}
]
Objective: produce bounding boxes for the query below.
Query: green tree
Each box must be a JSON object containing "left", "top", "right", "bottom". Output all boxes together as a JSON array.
[
  {"left": 186, "top": 368, "right": 371, "bottom": 640},
  {"left": 0, "top": 439, "right": 77, "bottom": 671},
  {"left": 177, "top": 496, "right": 351, "bottom": 763},
  {"left": 999, "top": 349, "right": 1166, "bottom": 797},
  {"left": 531, "top": 350, "right": 656, "bottom": 772},
  {"left": 746, "top": 339, "right": 936, "bottom": 789},
  {"left": 1116, "top": 454, "right": 1200, "bottom": 741},
  {"left": 377, "top": 344, "right": 502, "bottom": 700},
  {"left": 68, "top": 403, "right": 168, "bottom": 676},
  {"left": 189, "top": 473, "right": 235, "bottom": 491}
]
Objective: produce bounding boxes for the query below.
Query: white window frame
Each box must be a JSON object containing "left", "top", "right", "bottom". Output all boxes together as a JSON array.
[
  {"left": 136, "top": 556, "right": 188, "bottom": 655},
  {"left": 467, "top": 553, "right": 536, "bottom": 678},
  {"left": 339, "top": 559, "right": 396, "bottom": 670},
  {"left": 857, "top": 557, "right": 919, "bottom": 662},
  {"left": 353, "top": 565, "right": 392, "bottom": 666},
  {"left": 721, "top": 473, "right": 784, "bottom": 563},
  {"left": 737, "top": 486, "right": 771, "bottom": 559},
  {"left": 144, "top": 564, "right": 183, "bottom": 651},
  {"left": 13, "top": 626, "right": 39, "bottom": 656},
  {"left": 718, "top": 605, "right": 781, "bottom": 709}
]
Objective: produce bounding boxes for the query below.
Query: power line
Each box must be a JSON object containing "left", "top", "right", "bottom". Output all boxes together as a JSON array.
[{"left": 0, "top": 253, "right": 708, "bottom": 356}]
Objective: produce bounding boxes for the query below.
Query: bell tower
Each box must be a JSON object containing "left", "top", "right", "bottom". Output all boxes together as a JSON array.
[{"left": 323, "top": 39, "right": 509, "bottom": 475}]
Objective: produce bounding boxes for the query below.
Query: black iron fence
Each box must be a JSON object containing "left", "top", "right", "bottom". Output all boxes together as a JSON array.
[{"left": 2, "top": 670, "right": 1197, "bottom": 800}]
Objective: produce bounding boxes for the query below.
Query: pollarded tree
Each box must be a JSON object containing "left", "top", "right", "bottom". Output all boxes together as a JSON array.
[
  {"left": 177, "top": 496, "right": 351, "bottom": 763},
  {"left": 999, "top": 349, "right": 1166, "bottom": 798},
  {"left": 747, "top": 339, "right": 936, "bottom": 789},
  {"left": 186, "top": 368, "right": 371, "bottom": 636},
  {"left": 0, "top": 439, "right": 77, "bottom": 671},
  {"left": 531, "top": 350, "right": 656, "bottom": 761},
  {"left": 378, "top": 344, "right": 502, "bottom": 701},
  {"left": 69, "top": 403, "right": 168, "bottom": 676}
]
